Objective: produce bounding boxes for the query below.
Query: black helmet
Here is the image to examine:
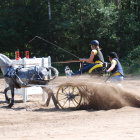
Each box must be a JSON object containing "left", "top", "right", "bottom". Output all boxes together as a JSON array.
[
  {"left": 89, "top": 40, "right": 99, "bottom": 46},
  {"left": 108, "top": 52, "right": 118, "bottom": 59}
]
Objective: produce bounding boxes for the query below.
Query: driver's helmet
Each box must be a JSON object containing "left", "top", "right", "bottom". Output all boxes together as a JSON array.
[{"left": 89, "top": 40, "right": 99, "bottom": 46}]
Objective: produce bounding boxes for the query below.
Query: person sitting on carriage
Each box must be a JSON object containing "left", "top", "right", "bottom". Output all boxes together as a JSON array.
[
  {"left": 71, "top": 40, "right": 105, "bottom": 75},
  {"left": 106, "top": 52, "right": 124, "bottom": 82}
]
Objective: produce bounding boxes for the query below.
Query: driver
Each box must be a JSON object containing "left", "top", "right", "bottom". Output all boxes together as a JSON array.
[{"left": 73, "top": 40, "right": 104, "bottom": 75}]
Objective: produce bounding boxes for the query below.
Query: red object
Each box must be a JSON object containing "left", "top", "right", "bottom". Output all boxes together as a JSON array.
[
  {"left": 15, "top": 51, "right": 20, "bottom": 60},
  {"left": 25, "top": 51, "right": 29, "bottom": 58}
]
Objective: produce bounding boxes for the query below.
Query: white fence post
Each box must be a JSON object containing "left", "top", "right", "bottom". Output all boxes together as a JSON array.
[
  {"left": 22, "top": 57, "right": 28, "bottom": 103},
  {"left": 42, "top": 57, "right": 46, "bottom": 102}
]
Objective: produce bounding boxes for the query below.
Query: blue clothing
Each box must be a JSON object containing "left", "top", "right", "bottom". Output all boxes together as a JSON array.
[
  {"left": 110, "top": 75, "right": 124, "bottom": 82},
  {"left": 112, "top": 58, "right": 124, "bottom": 76},
  {"left": 72, "top": 48, "right": 104, "bottom": 75},
  {"left": 73, "top": 63, "right": 96, "bottom": 75}
]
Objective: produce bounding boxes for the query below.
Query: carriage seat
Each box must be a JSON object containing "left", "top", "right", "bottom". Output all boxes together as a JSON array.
[{"left": 88, "top": 62, "right": 109, "bottom": 74}]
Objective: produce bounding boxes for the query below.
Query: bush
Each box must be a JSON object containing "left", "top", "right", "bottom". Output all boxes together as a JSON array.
[{"left": 123, "top": 45, "right": 140, "bottom": 74}]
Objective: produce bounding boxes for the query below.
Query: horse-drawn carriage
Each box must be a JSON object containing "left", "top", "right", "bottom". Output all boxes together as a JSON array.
[{"left": 0, "top": 53, "right": 110, "bottom": 109}]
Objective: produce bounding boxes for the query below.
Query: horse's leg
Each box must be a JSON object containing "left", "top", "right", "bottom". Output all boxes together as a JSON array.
[
  {"left": 8, "top": 86, "right": 14, "bottom": 108},
  {"left": 42, "top": 87, "right": 59, "bottom": 109},
  {"left": 42, "top": 87, "right": 52, "bottom": 106},
  {"left": 4, "top": 87, "right": 10, "bottom": 104},
  {"left": 51, "top": 94, "right": 59, "bottom": 109}
]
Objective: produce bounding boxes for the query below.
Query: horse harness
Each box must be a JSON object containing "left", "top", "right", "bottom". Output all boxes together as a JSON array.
[{"left": 4, "top": 66, "right": 47, "bottom": 87}]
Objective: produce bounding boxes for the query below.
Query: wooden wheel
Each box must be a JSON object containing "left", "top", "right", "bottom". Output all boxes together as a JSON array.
[{"left": 56, "top": 84, "right": 82, "bottom": 109}]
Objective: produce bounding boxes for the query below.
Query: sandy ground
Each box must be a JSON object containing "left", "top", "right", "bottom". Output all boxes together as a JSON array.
[{"left": 0, "top": 75, "right": 140, "bottom": 140}]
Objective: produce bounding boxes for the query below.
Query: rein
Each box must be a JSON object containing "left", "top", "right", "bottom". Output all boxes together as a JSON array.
[{"left": 53, "top": 59, "right": 82, "bottom": 64}]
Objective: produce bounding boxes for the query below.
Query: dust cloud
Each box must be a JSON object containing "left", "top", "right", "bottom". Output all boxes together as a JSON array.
[{"left": 57, "top": 76, "right": 140, "bottom": 110}]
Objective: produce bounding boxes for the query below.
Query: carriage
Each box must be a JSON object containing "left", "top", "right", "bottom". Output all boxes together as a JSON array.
[{"left": 55, "top": 59, "right": 110, "bottom": 109}]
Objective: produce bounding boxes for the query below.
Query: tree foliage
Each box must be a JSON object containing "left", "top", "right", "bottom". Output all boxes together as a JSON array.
[{"left": 0, "top": 0, "right": 139, "bottom": 64}]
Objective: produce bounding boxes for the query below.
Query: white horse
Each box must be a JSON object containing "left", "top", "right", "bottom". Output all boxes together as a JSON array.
[{"left": 0, "top": 53, "right": 59, "bottom": 108}]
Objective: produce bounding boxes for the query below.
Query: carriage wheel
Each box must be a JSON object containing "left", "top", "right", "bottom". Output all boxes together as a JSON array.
[{"left": 56, "top": 84, "right": 82, "bottom": 109}]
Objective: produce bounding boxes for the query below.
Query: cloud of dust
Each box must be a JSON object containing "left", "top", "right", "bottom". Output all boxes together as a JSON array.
[
  {"left": 58, "top": 76, "right": 140, "bottom": 110},
  {"left": 78, "top": 82, "right": 140, "bottom": 110}
]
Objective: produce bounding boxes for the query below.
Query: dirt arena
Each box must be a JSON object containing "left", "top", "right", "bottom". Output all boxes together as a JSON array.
[{"left": 0, "top": 75, "right": 140, "bottom": 140}]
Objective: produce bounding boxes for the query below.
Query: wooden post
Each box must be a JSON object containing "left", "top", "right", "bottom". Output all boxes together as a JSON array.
[
  {"left": 15, "top": 51, "right": 20, "bottom": 60},
  {"left": 25, "top": 51, "right": 29, "bottom": 59}
]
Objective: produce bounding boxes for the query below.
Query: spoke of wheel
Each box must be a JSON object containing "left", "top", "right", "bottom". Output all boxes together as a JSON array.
[
  {"left": 59, "top": 87, "right": 68, "bottom": 95},
  {"left": 62, "top": 98, "right": 69, "bottom": 107},
  {"left": 74, "top": 93, "right": 80, "bottom": 97},
  {"left": 58, "top": 97, "right": 68, "bottom": 102},
  {"left": 68, "top": 86, "right": 70, "bottom": 93},
  {"left": 72, "top": 88, "right": 81, "bottom": 104},
  {"left": 73, "top": 97, "right": 80, "bottom": 104},
  {"left": 72, "top": 86, "right": 75, "bottom": 93},
  {"left": 62, "top": 87, "right": 67, "bottom": 94},
  {"left": 69, "top": 100, "right": 71, "bottom": 108},
  {"left": 68, "top": 86, "right": 72, "bottom": 93},
  {"left": 73, "top": 87, "right": 78, "bottom": 94},
  {"left": 72, "top": 99, "right": 77, "bottom": 107},
  {"left": 58, "top": 91, "right": 66, "bottom": 95}
]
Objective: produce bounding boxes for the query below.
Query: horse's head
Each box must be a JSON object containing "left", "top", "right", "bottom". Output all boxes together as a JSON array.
[
  {"left": 0, "top": 53, "right": 13, "bottom": 75},
  {"left": 0, "top": 53, "right": 12, "bottom": 65}
]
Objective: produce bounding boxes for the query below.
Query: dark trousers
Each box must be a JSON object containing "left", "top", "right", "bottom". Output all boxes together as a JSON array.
[{"left": 73, "top": 63, "right": 96, "bottom": 75}]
